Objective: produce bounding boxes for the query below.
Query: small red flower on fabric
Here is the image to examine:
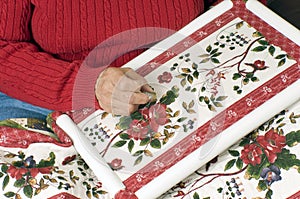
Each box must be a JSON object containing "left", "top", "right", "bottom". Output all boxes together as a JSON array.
[
  {"left": 158, "top": 72, "right": 173, "bottom": 83},
  {"left": 241, "top": 143, "right": 263, "bottom": 166},
  {"left": 256, "top": 129, "right": 286, "bottom": 163},
  {"left": 127, "top": 120, "right": 149, "bottom": 140}
]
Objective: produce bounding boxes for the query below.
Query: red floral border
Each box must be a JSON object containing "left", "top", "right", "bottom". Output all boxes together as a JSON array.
[{"left": 124, "top": 0, "right": 300, "bottom": 193}]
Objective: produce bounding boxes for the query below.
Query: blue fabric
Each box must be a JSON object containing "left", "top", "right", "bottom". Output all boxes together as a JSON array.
[{"left": 0, "top": 92, "right": 52, "bottom": 120}]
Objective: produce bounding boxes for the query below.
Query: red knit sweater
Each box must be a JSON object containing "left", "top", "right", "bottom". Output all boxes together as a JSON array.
[
  {"left": 0, "top": 0, "right": 211, "bottom": 111},
  {"left": 6, "top": 0, "right": 269, "bottom": 113}
]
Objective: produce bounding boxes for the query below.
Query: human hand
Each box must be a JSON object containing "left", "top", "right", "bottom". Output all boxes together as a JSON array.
[{"left": 95, "top": 67, "right": 154, "bottom": 116}]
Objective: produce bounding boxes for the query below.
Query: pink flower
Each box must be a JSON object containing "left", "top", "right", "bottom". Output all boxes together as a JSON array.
[
  {"left": 109, "top": 158, "right": 124, "bottom": 170},
  {"left": 148, "top": 103, "right": 168, "bottom": 132},
  {"left": 62, "top": 155, "right": 77, "bottom": 165},
  {"left": 241, "top": 144, "right": 263, "bottom": 166},
  {"left": 38, "top": 167, "right": 53, "bottom": 175},
  {"left": 127, "top": 120, "right": 149, "bottom": 140},
  {"left": 253, "top": 60, "right": 266, "bottom": 70},
  {"left": 140, "top": 107, "right": 150, "bottom": 120},
  {"left": 158, "top": 72, "right": 172, "bottom": 83},
  {"left": 256, "top": 129, "right": 286, "bottom": 163},
  {"left": 7, "top": 166, "right": 27, "bottom": 180}
]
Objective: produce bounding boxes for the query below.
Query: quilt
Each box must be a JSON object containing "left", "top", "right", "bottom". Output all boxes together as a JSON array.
[{"left": 0, "top": 0, "right": 299, "bottom": 198}]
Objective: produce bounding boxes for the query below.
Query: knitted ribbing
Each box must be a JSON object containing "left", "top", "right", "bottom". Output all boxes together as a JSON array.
[{"left": 0, "top": 0, "right": 205, "bottom": 111}]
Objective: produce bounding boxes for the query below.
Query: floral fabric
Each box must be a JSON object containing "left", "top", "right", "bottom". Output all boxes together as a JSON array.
[{"left": 0, "top": 100, "right": 299, "bottom": 198}]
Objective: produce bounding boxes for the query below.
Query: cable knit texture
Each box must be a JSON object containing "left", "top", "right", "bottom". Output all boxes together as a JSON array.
[
  {"left": 0, "top": 0, "right": 210, "bottom": 111},
  {"left": 0, "top": 0, "right": 268, "bottom": 111}
]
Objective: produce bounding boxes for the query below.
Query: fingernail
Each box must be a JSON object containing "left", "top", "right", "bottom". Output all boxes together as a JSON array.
[{"left": 144, "top": 91, "right": 157, "bottom": 102}]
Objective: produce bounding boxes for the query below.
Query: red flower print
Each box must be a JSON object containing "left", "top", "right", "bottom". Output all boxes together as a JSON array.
[
  {"left": 158, "top": 72, "right": 173, "bottom": 83},
  {"left": 148, "top": 103, "right": 168, "bottom": 132},
  {"left": 38, "top": 166, "right": 53, "bottom": 174},
  {"left": 62, "top": 155, "right": 77, "bottom": 165},
  {"left": 245, "top": 60, "right": 268, "bottom": 72},
  {"left": 256, "top": 129, "right": 286, "bottom": 163},
  {"left": 140, "top": 107, "right": 150, "bottom": 120},
  {"left": 127, "top": 120, "right": 149, "bottom": 140},
  {"left": 108, "top": 158, "right": 124, "bottom": 170},
  {"left": 253, "top": 60, "right": 267, "bottom": 70},
  {"left": 241, "top": 143, "right": 263, "bottom": 166},
  {"left": 30, "top": 168, "right": 40, "bottom": 178},
  {"left": 7, "top": 165, "right": 27, "bottom": 180}
]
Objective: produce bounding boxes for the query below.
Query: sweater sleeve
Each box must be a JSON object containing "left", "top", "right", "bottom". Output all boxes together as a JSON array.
[
  {"left": 0, "top": 0, "right": 83, "bottom": 111},
  {"left": 0, "top": 40, "right": 83, "bottom": 111}
]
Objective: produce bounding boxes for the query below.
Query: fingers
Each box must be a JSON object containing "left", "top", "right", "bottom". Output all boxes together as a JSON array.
[
  {"left": 95, "top": 67, "right": 153, "bottom": 116},
  {"left": 141, "top": 84, "right": 155, "bottom": 93}
]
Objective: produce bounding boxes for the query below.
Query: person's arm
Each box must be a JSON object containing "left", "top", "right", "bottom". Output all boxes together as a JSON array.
[
  {"left": 0, "top": 1, "right": 150, "bottom": 113},
  {"left": 0, "top": 39, "right": 82, "bottom": 111},
  {"left": 0, "top": 0, "right": 82, "bottom": 111}
]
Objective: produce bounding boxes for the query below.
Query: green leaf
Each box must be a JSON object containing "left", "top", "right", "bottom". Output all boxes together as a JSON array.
[
  {"left": 212, "top": 101, "right": 222, "bottom": 107},
  {"left": 177, "top": 117, "right": 187, "bottom": 123},
  {"left": 233, "top": 85, "right": 240, "bottom": 91},
  {"left": 198, "top": 54, "right": 210, "bottom": 58},
  {"left": 228, "top": 150, "right": 240, "bottom": 157},
  {"left": 210, "top": 48, "right": 218, "bottom": 55},
  {"left": 216, "top": 96, "right": 228, "bottom": 101},
  {"left": 134, "top": 155, "right": 143, "bottom": 165},
  {"left": 119, "top": 133, "right": 130, "bottom": 140},
  {"left": 266, "top": 189, "right": 273, "bottom": 199},
  {"left": 112, "top": 140, "right": 127, "bottom": 148},
  {"left": 180, "top": 78, "right": 187, "bottom": 87},
  {"left": 278, "top": 58, "right": 286, "bottom": 67},
  {"left": 24, "top": 185, "right": 33, "bottom": 198},
  {"left": 224, "top": 159, "right": 236, "bottom": 171},
  {"left": 274, "top": 148, "right": 300, "bottom": 170},
  {"left": 243, "top": 78, "right": 249, "bottom": 85},
  {"left": 236, "top": 21, "right": 244, "bottom": 29},
  {"left": 275, "top": 54, "right": 286, "bottom": 59},
  {"left": 285, "top": 130, "right": 300, "bottom": 147},
  {"left": 246, "top": 73, "right": 254, "bottom": 78},
  {"left": 217, "top": 187, "right": 223, "bottom": 193},
  {"left": 130, "top": 111, "right": 143, "bottom": 120},
  {"left": 211, "top": 52, "right": 222, "bottom": 57},
  {"left": 3, "top": 175, "right": 9, "bottom": 191},
  {"left": 116, "top": 116, "right": 132, "bottom": 130},
  {"left": 150, "top": 139, "right": 161, "bottom": 149},
  {"left": 258, "top": 180, "right": 268, "bottom": 191},
  {"left": 0, "top": 120, "right": 26, "bottom": 129},
  {"left": 4, "top": 192, "right": 15, "bottom": 197},
  {"left": 252, "top": 46, "right": 267, "bottom": 52},
  {"left": 251, "top": 77, "right": 259, "bottom": 82},
  {"left": 200, "top": 57, "right": 210, "bottom": 63},
  {"left": 239, "top": 138, "right": 250, "bottom": 146},
  {"left": 1, "top": 165, "right": 8, "bottom": 173},
  {"left": 193, "top": 192, "right": 200, "bottom": 199},
  {"left": 160, "top": 90, "right": 178, "bottom": 105},
  {"left": 236, "top": 158, "right": 243, "bottom": 170},
  {"left": 14, "top": 178, "right": 25, "bottom": 188},
  {"left": 181, "top": 68, "right": 191, "bottom": 73},
  {"left": 268, "top": 46, "right": 275, "bottom": 56},
  {"left": 132, "top": 150, "right": 144, "bottom": 156},
  {"left": 252, "top": 31, "right": 263, "bottom": 37},
  {"left": 140, "top": 137, "right": 150, "bottom": 146},
  {"left": 187, "top": 75, "right": 194, "bottom": 84},
  {"left": 193, "top": 71, "right": 199, "bottom": 79},
  {"left": 192, "top": 62, "right": 198, "bottom": 69},
  {"left": 211, "top": 58, "right": 220, "bottom": 64},
  {"left": 258, "top": 40, "right": 269, "bottom": 46},
  {"left": 233, "top": 73, "right": 241, "bottom": 80},
  {"left": 206, "top": 45, "right": 212, "bottom": 53},
  {"left": 128, "top": 140, "right": 134, "bottom": 153},
  {"left": 246, "top": 156, "right": 269, "bottom": 179}
]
